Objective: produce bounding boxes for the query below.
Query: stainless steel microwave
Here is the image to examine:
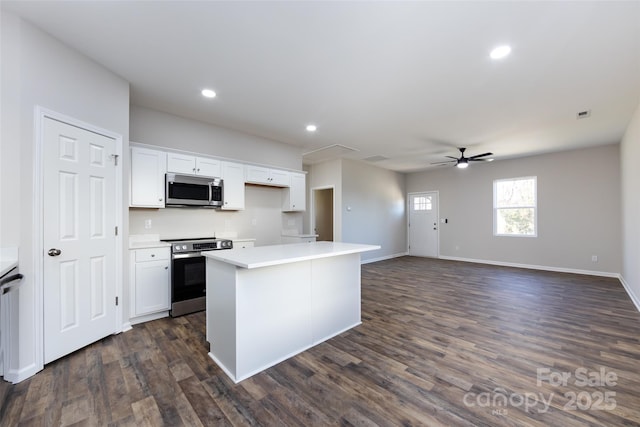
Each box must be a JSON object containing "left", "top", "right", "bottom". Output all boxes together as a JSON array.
[{"left": 165, "top": 173, "right": 223, "bottom": 208}]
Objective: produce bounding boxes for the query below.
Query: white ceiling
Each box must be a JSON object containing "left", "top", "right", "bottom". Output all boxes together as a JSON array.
[{"left": 4, "top": 1, "right": 640, "bottom": 172}]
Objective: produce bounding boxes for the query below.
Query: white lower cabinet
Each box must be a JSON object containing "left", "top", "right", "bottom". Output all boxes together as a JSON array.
[
  {"left": 130, "top": 247, "right": 170, "bottom": 324},
  {"left": 233, "top": 240, "right": 255, "bottom": 248},
  {"left": 281, "top": 235, "right": 317, "bottom": 244}
]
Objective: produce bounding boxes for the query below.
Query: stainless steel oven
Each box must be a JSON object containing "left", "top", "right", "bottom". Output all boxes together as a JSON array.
[{"left": 163, "top": 237, "right": 233, "bottom": 317}]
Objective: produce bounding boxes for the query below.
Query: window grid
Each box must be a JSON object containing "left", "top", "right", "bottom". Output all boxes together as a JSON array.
[
  {"left": 493, "top": 176, "right": 537, "bottom": 237},
  {"left": 414, "top": 196, "right": 432, "bottom": 211}
]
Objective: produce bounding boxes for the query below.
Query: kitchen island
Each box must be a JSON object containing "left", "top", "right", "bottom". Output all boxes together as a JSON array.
[{"left": 202, "top": 241, "right": 380, "bottom": 383}]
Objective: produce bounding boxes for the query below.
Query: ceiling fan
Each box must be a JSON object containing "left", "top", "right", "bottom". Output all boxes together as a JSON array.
[{"left": 431, "top": 147, "right": 493, "bottom": 169}]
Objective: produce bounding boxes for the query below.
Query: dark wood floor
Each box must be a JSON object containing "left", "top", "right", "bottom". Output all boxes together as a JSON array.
[{"left": 2, "top": 257, "right": 640, "bottom": 426}]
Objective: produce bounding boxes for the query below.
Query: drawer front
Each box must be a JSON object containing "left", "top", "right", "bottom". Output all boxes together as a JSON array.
[{"left": 135, "top": 247, "right": 169, "bottom": 262}]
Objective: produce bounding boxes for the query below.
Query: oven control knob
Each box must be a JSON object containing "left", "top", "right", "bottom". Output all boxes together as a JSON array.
[
  {"left": 174, "top": 245, "right": 180, "bottom": 251},
  {"left": 182, "top": 245, "right": 187, "bottom": 250}
]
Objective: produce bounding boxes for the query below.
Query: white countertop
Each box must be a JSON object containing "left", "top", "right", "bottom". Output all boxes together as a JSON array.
[
  {"left": 129, "top": 241, "right": 172, "bottom": 250},
  {"left": 1, "top": 247, "right": 19, "bottom": 277},
  {"left": 129, "top": 234, "right": 171, "bottom": 250},
  {"left": 203, "top": 241, "right": 380, "bottom": 269}
]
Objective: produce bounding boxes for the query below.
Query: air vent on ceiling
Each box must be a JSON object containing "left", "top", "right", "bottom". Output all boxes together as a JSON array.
[
  {"left": 363, "top": 155, "right": 389, "bottom": 163},
  {"left": 576, "top": 109, "right": 591, "bottom": 119}
]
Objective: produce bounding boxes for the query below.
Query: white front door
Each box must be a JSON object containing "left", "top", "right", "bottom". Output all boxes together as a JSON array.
[
  {"left": 408, "top": 192, "right": 439, "bottom": 257},
  {"left": 43, "top": 117, "right": 117, "bottom": 364}
]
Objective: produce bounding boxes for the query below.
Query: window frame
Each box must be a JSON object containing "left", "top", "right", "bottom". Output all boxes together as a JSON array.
[{"left": 493, "top": 176, "right": 538, "bottom": 238}]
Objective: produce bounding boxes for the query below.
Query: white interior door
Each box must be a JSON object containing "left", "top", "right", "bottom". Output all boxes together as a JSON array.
[
  {"left": 408, "top": 192, "right": 439, "bottom": 257},
  {"left": 43, "top": 117, "right": 117, "bottom": 364}
]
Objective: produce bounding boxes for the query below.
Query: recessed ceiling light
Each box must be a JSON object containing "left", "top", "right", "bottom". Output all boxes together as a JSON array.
[
  {"left": 201, "top": 89, "right": 216, "bottom": 98},
  {"left": 490, "top": 45, "right": 511, "bottom": 60},
  {"left": 306, "top": 124, "right": 317, "bottom": 132}
]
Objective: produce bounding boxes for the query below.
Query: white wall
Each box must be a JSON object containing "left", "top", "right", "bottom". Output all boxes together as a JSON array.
[
  {"left": 407, "top": 144, "right": 621, "bottom": 274},
  {"left": 341, "top": 159, "right": 406, "bottom": 261},
  {"left": 305, "top": 158, "right": 407, "bottom": 262},
  {"left": 130, "top": 186, "right": 299, "bottom": 246},
  {"left": 621, "top": 102, "right": 640, "bottom": 308},
  {"left": 131, "top": 105, "right": 302, "bottom": 170},
  {"left": 0, "top": 11, "right": 130, "bottom": 380},
  {"left": 307, "top": 159, "right": 343, "bottom": 240},
  {"left": 128, "top": 106, "right": 305, "bottom": 244}
]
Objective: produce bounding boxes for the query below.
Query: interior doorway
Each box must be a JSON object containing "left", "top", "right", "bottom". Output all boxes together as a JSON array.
[{"left": 312, "top": 187, "right": 334, "bottom": 241}]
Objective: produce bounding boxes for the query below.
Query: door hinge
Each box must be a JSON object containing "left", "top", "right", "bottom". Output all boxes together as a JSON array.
[
  {"left": 110, "top": 154, "right": 119, "bottom": 166},
  {"left": 115, "top": 296, "right": 119, "bottom": 306},
  {"left": 115, "top": 226, "right": 118, "bottom": 236}
]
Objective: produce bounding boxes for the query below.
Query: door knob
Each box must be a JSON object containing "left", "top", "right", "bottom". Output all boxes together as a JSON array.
[{"left": 48, "top": 248, "right": 62, "bottom": 256}]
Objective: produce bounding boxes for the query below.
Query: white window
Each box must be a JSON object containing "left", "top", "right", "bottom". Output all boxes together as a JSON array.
[
  {"left": 493, "top": 176, "right": 537, "bottom": 237},
  {"left": 413, "top": 196, "right": 432, "bottom": 211}
]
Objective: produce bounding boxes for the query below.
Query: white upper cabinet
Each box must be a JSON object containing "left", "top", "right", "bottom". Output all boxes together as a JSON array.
[
  {"left": 283, "top": 172, "right": 306, "bottom": 211},
  {"left": 220, "top": 161, "right": 245, "bottom": 210},
  {"left": 130, "top": 146, "right": 166, "bottom": 208},
  {"left": 167, "top": 153, "right": 221, "bottom": 177},
  {"left": 246, "top": 165, "right": 291, "bottom": 187}
]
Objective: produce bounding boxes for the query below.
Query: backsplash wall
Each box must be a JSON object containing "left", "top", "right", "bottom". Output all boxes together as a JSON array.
[{"left": 129, "top": 185, "right": 303, "bottom": 245}]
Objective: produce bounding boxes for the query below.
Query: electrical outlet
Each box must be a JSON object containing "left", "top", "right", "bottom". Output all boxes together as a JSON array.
[
  {"left": 251, "top": 218, "right": 257, "bottom": 226},
  {"left": 144, "top": 219, "right": 152, "bottom": 229},
  {"left": 591, "top": 255, "right": 598, "bottom": 263}
]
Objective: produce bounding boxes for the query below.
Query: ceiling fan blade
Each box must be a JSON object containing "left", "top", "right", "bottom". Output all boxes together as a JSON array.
[
  {"left": 467, "top": 152, "right": 493, "bottom": 159},
  {"left": 445, "top": 156, "right": 459, "bottom": 160},
  {"left": 430, "top": 160, "right": 456, "bottom": 165},
  {"left": 469, "top": 158, "right": 492, "bottom": 162}
]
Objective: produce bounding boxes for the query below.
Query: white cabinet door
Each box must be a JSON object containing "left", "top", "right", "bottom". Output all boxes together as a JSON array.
[
  {"left": 234, "top": 241, "right": 255, "bottom": 248},
  {"left": 196, "top": 157, "right": 221, "bottom": 177},
  {"left": 131, "top": 246, "right": 170, "bottom": 318},
  {"left": 130, "top": 147, "right": 166, "bottom": 208},
  {"left": 134, "top": 260, "right": 170, "bottom": 316},
  {"left": 283, "top": 172, "right": 305, "bottom": 211},
  {"left": 167, "top": 153, "right": 221, "bottom": 177},
  {"left": 270, "top": 169, "right": 291, "bottom": 186},
  {"left": 245, "top": 165, "right": 271, "bottom": 184},
  {"left": 167, "top": 152, "right": 197, "bottom": 175},
  {"left": 246, "top": 165, "right": 290, "bottom": 187},
  {"left": 221, "top": 161, "right": 245, "bottom": 210}
]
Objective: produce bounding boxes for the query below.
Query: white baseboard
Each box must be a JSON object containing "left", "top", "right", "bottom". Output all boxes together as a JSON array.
[
  {"left": 129, "top": 311, "right": 169, "bottom": 326},
  {"left": 5, "top": 362, "right": 40, "bottom": 384},
  {"left": 618, "top": 275, "right": 640, "bottom": 312},
  {"left": 437, "top": 255, "right": 638, "bottom": 313},
  {"left": 438, "top": 255, "right": 620, "bottom": 278},
  {"left": 362, "top": 252, "right": 408, "bottom": 265},
  {"left": 121, "top": 322, "right": 133, "bottom": 332}
]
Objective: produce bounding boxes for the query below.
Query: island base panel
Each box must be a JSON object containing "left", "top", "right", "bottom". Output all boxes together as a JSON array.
[{"left": 206, "top": 251, "right": 366, "bottom": 383}]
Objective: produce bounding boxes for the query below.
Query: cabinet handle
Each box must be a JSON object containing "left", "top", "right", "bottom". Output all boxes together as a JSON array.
[
  {"left": 193, "top": 168, "right": 196, "bottom": 172},
  {"left": 197, "top": 168, "right": 200, "bottom": 172},
  {"left": 159, "top": 198, "right": 163, "bottom": 201},
  {"left": 165, "top": 266, "right": 168, "bottom": 270},
  {"left": 151, "top": 254, "right": 155, "bottom": 257}
]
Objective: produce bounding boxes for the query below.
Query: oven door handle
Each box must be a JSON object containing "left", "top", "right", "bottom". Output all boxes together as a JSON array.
[{"left": 172, "top": 252, "right": 204, "bottom": 259}]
